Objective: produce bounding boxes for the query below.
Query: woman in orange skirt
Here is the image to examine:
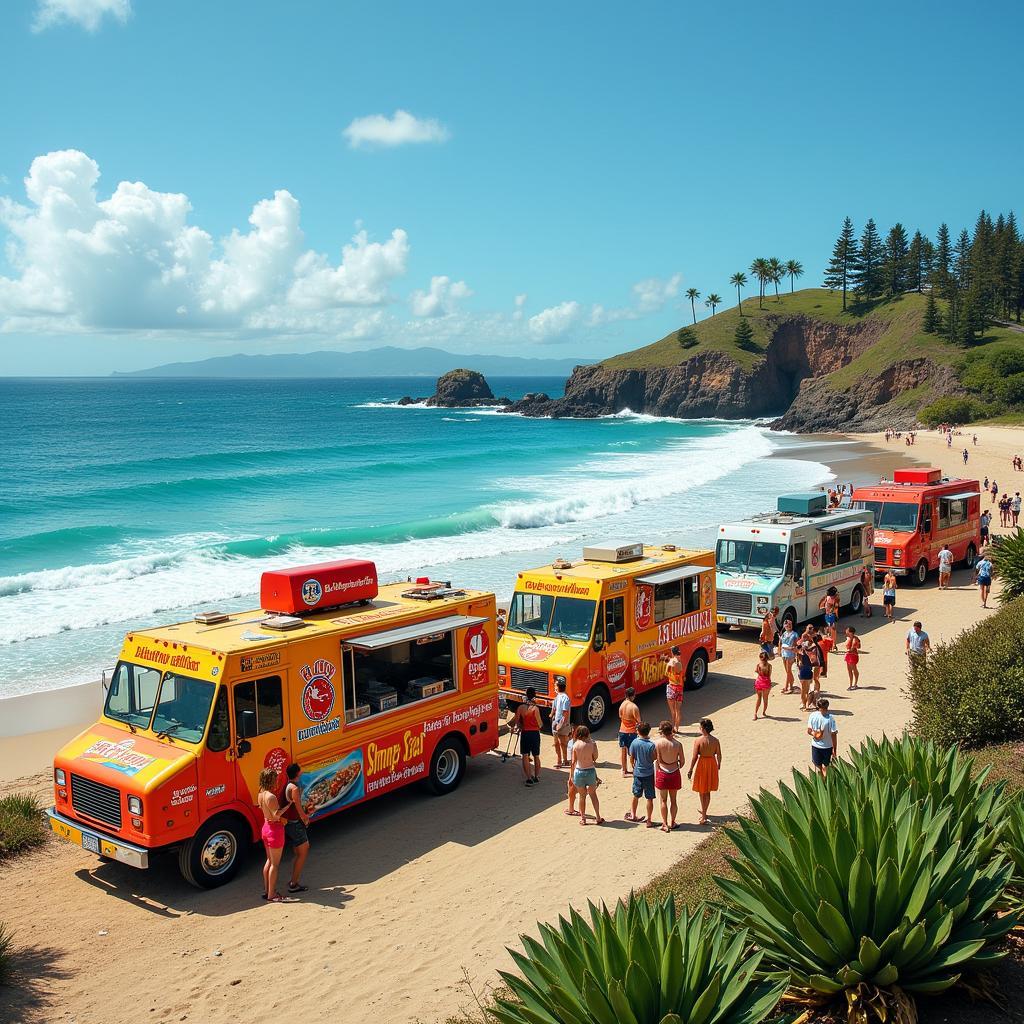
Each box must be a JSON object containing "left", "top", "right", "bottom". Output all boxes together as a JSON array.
[{"left": 686, "top": 718, "right": 722, "bottom": 826}]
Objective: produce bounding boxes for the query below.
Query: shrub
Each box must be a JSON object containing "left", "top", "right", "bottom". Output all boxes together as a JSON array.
[
  {"left": 677, "top": 327, "right": 699, "bottom": 350},
  {"left": 991, "top": 530, "right": 1024, "bottom": 604},
  {"left": 908, "top": 599, "right": 1024, "bottom": 748},
  {"left": 734, "top": 319, "right": 758, "bottom": 352},
  {"left": 917, "top": 396, "right": 991, "bottom": 427},
  {"left": 1003, "top": 796, "right": 1024, "bottom": 915},
  {"left": 717, "top": 736, "right": 1016, "bottom": 1024},
  {"left": 0, "top": 922, "right": 12, "bottom": 987},
  {"left": 491, "top": 895, "right": 786, "bottom": 1024},
  {"left": 0, "top": 793, "right": 46, "bottom": 858}
]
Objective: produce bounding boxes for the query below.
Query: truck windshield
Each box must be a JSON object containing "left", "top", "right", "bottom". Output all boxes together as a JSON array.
[
  {"left": 716, "top": 539, "right": 787, "bottom": 576},
  {"left": 507, "top": 592, "right": 596, "bottom": 641},
  {"left": 854, "top": 500, "right": 919, "bottom": 531},
  {"left": 104, "top": 661, "right": 215, "bottom": 742}
]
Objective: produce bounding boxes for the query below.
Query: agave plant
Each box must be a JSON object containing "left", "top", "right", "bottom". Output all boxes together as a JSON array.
[
  {"left": 1001, "top": 794, "right": 1024, "bottom": 914},
  {"left": 716, "top": 736, "right": 1016, "bottom": 1024},
  {"left": 991, "top": 528, "right": 1024, "bottom": 603},
  {"left": 491, "top": 895, "right": 786, "bottom": 1024}
]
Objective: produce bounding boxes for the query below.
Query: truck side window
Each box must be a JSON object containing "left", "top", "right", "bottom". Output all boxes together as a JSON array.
[
  {"left": 234, "top": 676, "right": 283, "bottom": 736},
  {"left": 851, "top": 529, "right": 862, "bottom": 560},
  {"left": 837, "top": 530, "right": 852, "bottom": 565},
  {"left": 654, "top": 581, "right": 682, "bottom": 622},
  {"left": 683, "top": 576, "right": 700, "bottom": 613},
  {"left": 822, "top": 534, "right": 837, "bottom": 570},
  {"left": 207, "top": 687, "right": 230, "bottom": 752},
  {"left": 922, "top": 504, "right": 932, "bottom": 534},
  {"left": 605, "top": 597, "right": 624, "bottom": 634}
]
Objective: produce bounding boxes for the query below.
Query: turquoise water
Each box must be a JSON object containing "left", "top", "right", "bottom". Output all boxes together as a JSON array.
[{"left": 0, "top": 377, "right": 833, "bottom": 697}]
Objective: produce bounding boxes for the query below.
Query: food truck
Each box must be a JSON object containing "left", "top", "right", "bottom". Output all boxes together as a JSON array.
[
  {"left": 715, "top": 493, "right": 874, "bottom": 633},
  {"left": 852, "top": 468, "right": 981, "bottom": 585},
  {"left": 498, "top": 543, "right": 720, "bottom": 730},
  {"left": 48, "top": 559, "right": 498, "bottom": 888}
]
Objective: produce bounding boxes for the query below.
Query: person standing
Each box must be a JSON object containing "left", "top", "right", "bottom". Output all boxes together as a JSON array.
[
  {"left": 796, "top": 632, "right": 814, "bottom": 711},
  {"left": 564, "top": 727, "right": 580, "bottom": 816},
  {"left": 654, "top": 721, "right": 683, "bottom": 832},
  {"left": 759, "top": 609, "right": 776, "bottom": 659},
  {"left": 625, "top": 722, "right": 657, "bottom": 827},
  {"left": 779, "top": 619, "right": 798, "bottom": 693},
  {"left": 963, "top": 448, "right": 969, "bottom": 465},
  {"left": 975, "top": 553, "right": 994, "bottom": 609},
  {"left": 937, "top": 544, "right": 954, "bottom": 590},
  {"left": 980, "top": 509, "right": 991, "bottom": 548},
  {"left": 860, "top": 566, "right": 873, "bottom": 618},
  {"left": 753, "top": 651, "right": 772, "bottom": 720},
  {"left": 844, "top": 626, "right": 862, "bottom": 690},
  {"left": 571, "top": 726, "right": 603, "bottom": 826},
  {"left": 905, "top": 621, "right": 931, "bottom": 663},
  {"left": 991, "top": 480, "right": 999, "bottom": 505},
  {"left": 814, "top": 627, "right": 833, "bottom": 696},
  {"left": 617, "top": 687, "right": 641, "bottom": 777},
  {"left": 664, "top": 646, "right": 685, "bottom": 734},
  {"left": 257, "top": 767, "right": 287, "bottom": 903},
  {"left": 512, "top": 687, "right": 543, "bottom": 786},
  {"left": 686, "top": 719, "right": 721, "bottom": 826},
  {"left": 279, "top": 762, "right": 311, "bottom": 895},
  {"left": 807, "top": 698, "right": 839, "bottom": 778},
  {"left": 1013, "top": 492, "right": 1021, "bottom": 527},
  {"left": 882, "top": 570, "right": 898, "bottom": 622},
  {"left": 550, "top": 678, "right": 572, "bottom": 769},
  {"left": 820, "top": 587, "right": 839, "bottom": 643}
]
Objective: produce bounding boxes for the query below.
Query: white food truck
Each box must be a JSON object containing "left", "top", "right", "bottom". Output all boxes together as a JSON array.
[{"left": 715, "top": 492, "right": 875, "bottom": 633}]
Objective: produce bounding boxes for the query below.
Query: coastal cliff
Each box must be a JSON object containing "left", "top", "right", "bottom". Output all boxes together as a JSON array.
[{"left": 507, "top": 291, "right": 968, "bottom": 431}]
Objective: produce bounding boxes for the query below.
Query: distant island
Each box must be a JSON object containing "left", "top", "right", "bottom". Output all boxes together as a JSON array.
[{"left": 112, "top": 346, "right": 594, "bottom": 379}]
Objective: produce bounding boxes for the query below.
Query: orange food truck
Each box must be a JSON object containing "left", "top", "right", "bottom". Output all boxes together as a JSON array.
[
  {"left": 498, "top": 543, "right": 720, "bottom": 729},
  {"left": 48, "top": 559, "right": 498, "bottom": 888},
  {"left": 851, "top": 468, "right": 982, "bottom": 585}
]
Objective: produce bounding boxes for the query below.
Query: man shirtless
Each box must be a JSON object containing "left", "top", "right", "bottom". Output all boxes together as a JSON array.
[
  {"left": 654, "top": 721, "right": 684, "bottom": 832},
  {"left": 617, "top": 687, "right": 641, "bottom": 777}
]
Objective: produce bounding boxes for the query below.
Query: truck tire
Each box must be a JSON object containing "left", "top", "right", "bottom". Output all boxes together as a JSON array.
[
  {"left": 685, "top": 650, "right": 709, "bottom": 691},
  {"left": 848, "top": 585, "right": 863, "bottom": 615},
  {"left": 178, "top": 815, "right": 247, "bottom": 889},
  {"left": 574, "top": 685, "right": 610, "bottom": 731},
  {"left": 426, "top": 736, "right": 466, "bottom": 795},
  {"left": 964, "top": 543, "right": 978, "bottom": 570},
  {"left": 911, "top": 560, "right": 929, "bottom": 587}
]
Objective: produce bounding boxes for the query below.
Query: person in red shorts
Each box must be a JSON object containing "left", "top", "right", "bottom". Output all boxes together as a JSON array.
[
  {"left": 664, "top": 646, "right": 685, "bottom": 734},
  {"left": 654, "top": 720, "right": 683, "bottom": 832}
]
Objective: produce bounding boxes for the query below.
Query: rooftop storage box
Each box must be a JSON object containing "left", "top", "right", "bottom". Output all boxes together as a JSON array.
[{"left": 776, "top": 492, "right": 827, "bottom": 516}]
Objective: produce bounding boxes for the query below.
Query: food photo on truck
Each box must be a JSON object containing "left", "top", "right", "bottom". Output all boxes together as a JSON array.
[{"left": 47, "top": 559, "right": 499, "bottom": 889}]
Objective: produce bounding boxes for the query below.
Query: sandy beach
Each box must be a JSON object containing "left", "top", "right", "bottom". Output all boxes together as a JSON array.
[{"left": 1, "top": 425, "right": 1021, "bottom": 1024}]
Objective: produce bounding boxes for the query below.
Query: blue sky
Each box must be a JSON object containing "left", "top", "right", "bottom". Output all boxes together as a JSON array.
[{"left": 1, "top": 0, "right": 1021, "bottom": 374}]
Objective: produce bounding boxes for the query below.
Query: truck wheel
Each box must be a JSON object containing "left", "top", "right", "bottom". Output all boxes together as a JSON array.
[
  {"left": 911, "top": 560, "right": 929, "bottom": 587},
  {"left": 426, "top": 736, "right": 466, "bottom": 795},
  {"left": 716, "top": 623, "right": 731, "bottom": 636},
  {"left": 964, "top": 544, "right": 978, "bottom": 569},
  {"left": 576, "top": 686, "right": 609, "bottom": 731},
  {"left": 848, "top": 586, "right": 863, "bottom": 615},
  {"left": 178, "top": 815, "right": 247, "bottom": 889},
  {"left": 685, "top": 651, "right": 709, "bottom": 691}
]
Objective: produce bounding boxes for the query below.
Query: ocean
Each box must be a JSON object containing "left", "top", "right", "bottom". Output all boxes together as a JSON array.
[{"left": 0, "top": 377, "right": 835, "bottom": 698}]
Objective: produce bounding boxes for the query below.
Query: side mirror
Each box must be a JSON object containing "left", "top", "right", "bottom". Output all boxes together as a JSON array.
[
  {"left": 237, "top": 738, "right": 252, "bottom": 758},
  {"left": 239, "top": 709, "right": 257, "bottom": 739},
  {"left": 605, "top": 625, "right": 617, "bottom": 645}
]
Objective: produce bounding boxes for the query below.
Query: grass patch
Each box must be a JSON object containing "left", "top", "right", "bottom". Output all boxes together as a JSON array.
[
  {"left": 0, "top": 922, "right": 12, "bottom": 987},
  {"left": 0, "top": 794, "right": 46, "bottom": 859},
  {"left": 637, "top": 824, "right": 736, "bottom": 911}
]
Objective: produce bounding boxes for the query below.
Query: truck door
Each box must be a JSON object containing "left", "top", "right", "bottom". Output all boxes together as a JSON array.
[
  {"left": 600, "top": 595, "right": 629, "bottom": 699},
  {"left": 788, "top": 541, "right": 807, "bottom": 620},
  {"left": 231, "top": 674, "right": 291, "bottom": 802},
  {"left": 200, "top": 685, "right": 236, "bottom": 815},
  {"left": 920, "top": 502, "right": 934, "bottom": 565}
]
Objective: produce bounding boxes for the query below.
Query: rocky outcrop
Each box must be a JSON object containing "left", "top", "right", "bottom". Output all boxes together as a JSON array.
[
  {"left": 398, "top": 369, "right": 510, "bottom": 408},
  {"left": 511, "top": 314, "right": 960, "bottom": 431}
]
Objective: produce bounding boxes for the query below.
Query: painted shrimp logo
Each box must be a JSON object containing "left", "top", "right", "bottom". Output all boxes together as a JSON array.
[
  {"left": 865, "top": 526, "right": 875, "bottom": 548},
  {"left": 700, "top": 573, "right": 712, "bottom": 607},
  {"left": 301, "top": 578, "right": 323, "bottom": 606},
  {"left": 299, "top": 659, "right": 336, "bottom": 721},
  {"left": 811, "top": 542, "right": 821, "bottom": 568},
  {"left": 634, "top": 584, "right": 653, "bottom": 630}
]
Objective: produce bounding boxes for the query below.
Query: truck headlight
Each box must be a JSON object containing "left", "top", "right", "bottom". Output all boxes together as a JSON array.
[
  {"left": 54, "top": 768, "right": 66, "bottom": 786},
  {"left": 498, "top": 664, "right": 507, "bottom": 676},
  {"left": 893, "top": 549, "right": 903, "bottom": 563},
  {"left": 128, "top": 796, "right": 142, "bottom": 815}
]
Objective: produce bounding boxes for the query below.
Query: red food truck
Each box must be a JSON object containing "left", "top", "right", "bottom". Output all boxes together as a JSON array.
[{"left": 851, "top": 468, "right": 982, "bottom": 585}]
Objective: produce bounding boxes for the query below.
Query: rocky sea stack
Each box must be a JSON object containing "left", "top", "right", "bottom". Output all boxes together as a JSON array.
[{"left": 397, "top": 368, "right": 511, "bottom": 408}]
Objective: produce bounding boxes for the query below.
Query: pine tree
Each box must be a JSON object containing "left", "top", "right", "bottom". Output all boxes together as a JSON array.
[
  {"left": 933, "top": 223, "right": 953, "bottom": 300},
  {"left": 677, "top": 326, "right": 698, "bottom": 349},
  {"left": 884, "top": 223, "right": 910, "bottom": 295},
  {"left": 852, "top": 218, "right": 885, "bottom": 299},
  {"left": 954, "top": 229, "right": 972, "bottom": 290},
  {"left": 908, "top": 230, "right": 931, "bottom": 292},
  {"left": 922, "top": 289, "right": 941, "bottom": 333},
  {"left": 823, "top": 217, "right": 858, "bottom": 310},
  {"left": 734, "top": 318, "right": 756, "bottom": 351}
]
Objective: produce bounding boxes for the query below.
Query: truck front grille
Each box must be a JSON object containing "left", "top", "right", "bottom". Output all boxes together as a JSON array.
[
  {"left": 874, "top": 547, "right": 888, "bottom": 565},
  {"left": 71, "top": 774, "right": 122, "bottom": 829},
  {"left": 508, "top": 667, "right": 549, "bottom": 695},
  {"left": 717, "top": 591, "right": 752, "bottom": 615}
]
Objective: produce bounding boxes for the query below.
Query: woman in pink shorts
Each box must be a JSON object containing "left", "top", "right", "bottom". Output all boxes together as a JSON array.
[
  {"left": 753, "top": 650, "right": 772, "bottom": 720},
  {"left": 257, "top": 767, "right": 287, "bottom": 902}
]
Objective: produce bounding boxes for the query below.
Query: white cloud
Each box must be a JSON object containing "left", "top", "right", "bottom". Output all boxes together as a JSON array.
[
  {"left": 633, "top": 272, "right": 682, "bottom": 313},
  {"left": 512, "top": 293, "right": 527, "bottom": 322},
  {"left": 343, "top": 110, "right": 451, "bottom": 150},
  {"left": 0, "top": 150, "right": 410, "bottom": 333},
  {"left": 33, "top": 0, "right": 130, "bottom": 32},
  {"left": 528, "top": 300, "right": 581, "bottom": 341},
  {"left": 410, "top": 275, "right": 472, "bottom": 317}
]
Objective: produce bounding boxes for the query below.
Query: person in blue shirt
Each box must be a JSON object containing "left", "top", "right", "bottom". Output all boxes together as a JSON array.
[
  {"left": 905, "top": 621, "right": 931, "bottom": 661},
  {"left": 625, "top": 723, "right": 657, "bottom": 827},
  {"left": 807, "top": 698, "right": 838, "bottom": 777},
  {"left": 975, "top": 555, "right": 994, "bottom": 608}
]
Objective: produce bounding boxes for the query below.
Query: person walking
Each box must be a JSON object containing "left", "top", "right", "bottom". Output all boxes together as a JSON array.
[
  {"left": 511, "top": 687, "right": 543, "bottom": 786},
  {"left": 654, "top": 721, "right": 683, "bottom": 832},
  {"left": 796, "top": 633, "right": 814, "bottom": 711},
  {"left": 860, "top": 566, "right": 873, "bottom": 618},
  {"left": 882, "top": 570, "right": 898, "bottom": 622},
  {"left": 686, "top": 719, "right": 721, "bottom": 826},
  {"left": 278, "top": 762, "right": 311, "bottom": 895},
  {"left": 905, "top": 621, "right": 931, "bottom": 663},
  {"left": 617, "top": 687, "right": 641, "bottom": 777},
  {"left": 779, "top": 618, "right": 798, "bottom": 693},
  {"left": 844, "top": 626, "right": 862, "bottom": 690},
  {"left": 819, "top": 587, "right": 840, "bottom": 643},
  {"left": 564, "top": 727, "right": 580, "bottom": 816},
  {"left": 753, "top": 650, "right": 772, "bottom": 720},
  {"left": 1013, "top": 492, "right": 1022, "bottom": 527},
  {"left": 664, "top": 646, "right": 685, "bottom": 734},
  {"left": 571, "top": 726, "right": 603, "bottom": 826},
  {"left": 963, "top": 448, "right": 969, "bottom": 465},
  {"left": 807, "top": 698, "right": 839, "bottom": 778},
  {"left": 257, "top": 767, "right": 288, "bottom": 903},
  {"left": 937, "top": 544, "right": 953, "bottom": 590},
  {"left": 625, "top": 722, "right": 657, "bottom": 827},
  {"left": 991, "top": 480, "right": 999, "bottom": 505},
  {"left": 975, "top": 552, "right": 994, "bottom": 608},
  {"left": 980, "top": 509, "right": 991, "bottom": 548},
  {"left": 550, "top": 678, "right": 572, "bottom": 768}
]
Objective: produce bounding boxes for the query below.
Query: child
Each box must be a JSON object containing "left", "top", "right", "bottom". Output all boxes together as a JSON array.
[
  {"left": 625, "top": 723, "right": 657, "bottom": 827},
  {"left": 564, "top": 726, "right": 579, "bottom": 816},
  {"left": 844, "top": 626, "right": 862, "bottom": 690},
  {"left": 753, "top": 650, "right": 772, "bottom": 720},
  {"left": 814, "top": 628, "right": 833, "bottom": 696}
]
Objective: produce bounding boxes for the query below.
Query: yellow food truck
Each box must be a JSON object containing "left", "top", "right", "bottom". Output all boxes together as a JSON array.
[
  {"left": 498, "top": 543, "right": 719, "bottom": 729},
  {"left": 48, "top": 559, "right": 498, "bottom": 888}
]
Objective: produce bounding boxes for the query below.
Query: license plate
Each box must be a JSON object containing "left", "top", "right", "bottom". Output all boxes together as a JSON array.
[
  {"left": 82, "top": 832, "right": 100, "bottom": 854},
  {"left": 723, "top": 616, "right": 739, "bottom": 625},
  {"left": 51, "top": 817, "right": 82, "bottom": 845}
]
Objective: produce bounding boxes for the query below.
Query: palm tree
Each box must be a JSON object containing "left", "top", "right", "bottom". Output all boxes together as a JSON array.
[
  {"left": 685, "top": 287, "right": 701, "bottom": 324},
  {"left": 767, "top": 257, "right": 784, "bottom": 301},
  {"left": 749, "top": 258, "right": 768, "bottom": 309},
  {"left": 785, "top": 259, "right": 804, "bottom": 293},
  {"left": 704, "top": 293, "right": 722, "bottom": 316},
  {"left": 730, "top": 272, "right": 747, "bottom": 315}
]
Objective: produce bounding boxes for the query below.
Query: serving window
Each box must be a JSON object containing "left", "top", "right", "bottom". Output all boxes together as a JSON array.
[
  {"left": 343, "top": 631, "right": 456, "bottom": 722},
  {"left": 822, "top": 528, "right": 863, "bottom": 570},
  {"left": 938, "top": 497, "right": 967, "bottom": 530},
  {"left": 654, "top": 575, "right": 700, "bottom": 623}
]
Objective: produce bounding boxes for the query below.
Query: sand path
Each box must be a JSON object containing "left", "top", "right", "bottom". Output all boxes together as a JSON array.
[{"left": 1, "top": 426, "right": 1020, "bottom": 1024}]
